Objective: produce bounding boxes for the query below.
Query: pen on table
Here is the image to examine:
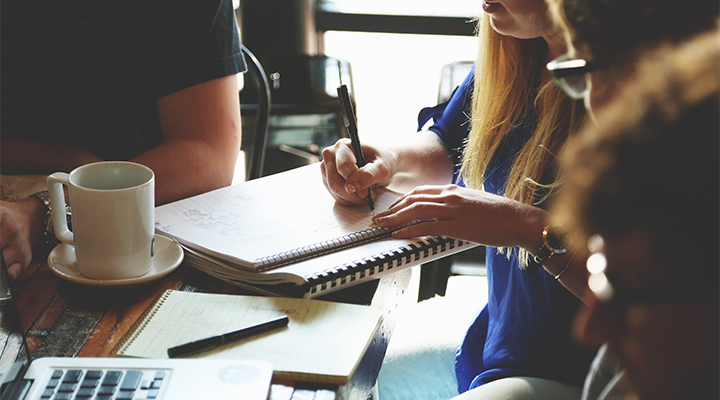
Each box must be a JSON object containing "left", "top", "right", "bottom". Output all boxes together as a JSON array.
[
  {"left": 337, "top": 84, "right": 375, "bottom": 211},
  {"left": 167, "top": 315, "right": 289, "bottom": 358}
]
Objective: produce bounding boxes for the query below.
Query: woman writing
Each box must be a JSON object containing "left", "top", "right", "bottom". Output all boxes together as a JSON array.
[{"left": 321, "top": 1, "right": 593, "bottom": 398}]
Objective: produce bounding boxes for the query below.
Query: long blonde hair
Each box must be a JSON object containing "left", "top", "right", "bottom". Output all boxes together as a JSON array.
[{"left": 460, "top": 15, "right": 584, "bottom": 265}]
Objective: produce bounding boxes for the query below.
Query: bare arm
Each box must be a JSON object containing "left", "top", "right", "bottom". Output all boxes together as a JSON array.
[
  {"left": 320, "top": 130, "right": 454, "bottom": 206},
  {"left": 384, "top": 130, "right": 456, "bottom": 192},
  {"left": 373, "top": 184, "right": 589, "bottom": 300},
  {"left": 1, "top": 139, "right": 103, "bottom": 175},
  {"left": 133, "top": 74, "right": 241, "bottom": 205},
  {"left": 0, "top": 74, "right": 241, "bottom": 277}
]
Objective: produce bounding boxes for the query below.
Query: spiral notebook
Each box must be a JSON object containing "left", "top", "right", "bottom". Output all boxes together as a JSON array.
[
  {"left": 0, "top": 254, "right": 273, "bottom": 400},
  {"left": 155, "top": 164, "right": 477, "bottom": 297},
  {"left": 115, "top": 290, "right": 383, "bottom": 385}
]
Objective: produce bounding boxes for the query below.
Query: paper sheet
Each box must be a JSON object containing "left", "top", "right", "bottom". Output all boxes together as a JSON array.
[
  {"left": 117, "top": 290, "right": 383, "bottom": 384},
  {"left": 155, "top": 164, "right": 402, "bottom": 268}
]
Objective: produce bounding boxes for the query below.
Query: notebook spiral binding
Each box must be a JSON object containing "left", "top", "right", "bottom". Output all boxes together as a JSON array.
[
  {"left": 256, "top": 226, "right": 395, "bottom": 272},
  {"left": 304, "top": 236, "right": 462, "bottom": 295},
  {"left": 113, "top": 290, "right": 173, "bottom": 356},
  {"left": 110, "top": 289, "right": 171, "bottom": 355}
]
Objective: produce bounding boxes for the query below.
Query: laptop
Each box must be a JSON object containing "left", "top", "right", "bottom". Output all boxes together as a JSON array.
[{"left": 0, "top": 254, "right": 273, "bottom": 400}]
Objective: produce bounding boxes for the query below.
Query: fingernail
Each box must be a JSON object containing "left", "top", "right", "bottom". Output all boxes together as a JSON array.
[{"left": 345, "top": 183, "right": 356, "bottom": 194}]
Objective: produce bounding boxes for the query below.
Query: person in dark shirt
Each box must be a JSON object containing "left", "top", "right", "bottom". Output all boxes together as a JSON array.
[
  {"left": 553, "top": 29, "right": 719, "bottom": 399},
  {"left": 0, "top": 0, "right": 247, "bottom": 279}
]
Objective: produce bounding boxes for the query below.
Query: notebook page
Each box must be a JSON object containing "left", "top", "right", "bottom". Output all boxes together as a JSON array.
[
  {"left": 155, "top": 164, "right": 402, "bottom": 269},
  {"left": 117, "top": 291, "right": 383, "bottom": 384}
]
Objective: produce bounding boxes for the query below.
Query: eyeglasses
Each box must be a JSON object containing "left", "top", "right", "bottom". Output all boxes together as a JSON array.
[
  {"left": 546, "top": 54, "right": 597, "bottom": 100},
  {"left": 586, "top": 235, "right": 711, "bottom": 309}
]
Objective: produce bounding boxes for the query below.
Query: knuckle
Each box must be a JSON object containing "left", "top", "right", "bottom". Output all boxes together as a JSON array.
[
  {"left": 321, "top": 147, "right": 333, "bottom": 159},
  {"left": 4, "top": 224, "right": 19, "bottom": 238},
  {"left": 446, "top": 192, "right": 463, "bottom": 202}
]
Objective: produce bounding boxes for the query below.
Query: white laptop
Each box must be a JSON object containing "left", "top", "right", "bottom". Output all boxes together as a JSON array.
[{"left": 0, "top": 254, "right": 273, "bottom": 400}]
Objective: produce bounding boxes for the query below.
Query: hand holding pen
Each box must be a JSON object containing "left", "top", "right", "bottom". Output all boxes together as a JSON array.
[{"left": 337, "top": 85, "right": 375, "bottom": 211}]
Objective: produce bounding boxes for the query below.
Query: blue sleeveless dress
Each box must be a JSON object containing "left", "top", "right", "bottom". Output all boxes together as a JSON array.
[{"left": 417, "top": 71, "right": 594, "bottom": 393}]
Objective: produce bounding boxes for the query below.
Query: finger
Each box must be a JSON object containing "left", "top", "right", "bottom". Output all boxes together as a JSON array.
[
  {"left": 6, "top": 263, "right": 21, "bottom": 282},
  {"left": 373, "top": 193, "right": 428, "bottom": 220},
  {"left": 345, "top": 161, "right": 385, "bottom": 195},
  {"left": 333, "top": 142, "right": 382, "bottom": 201},
  {"left": 332, "top": 139, "right": 359, "bottom": 180},
  {"left": 384, "top": 192, "right": 449, "bottom": 216},
  {"left": 391, "top": 220, "right": 449, "bottom": 239},
  {"left": 375, "top": 201, "right": 451, "bottom": 228},
  {"left": 1, "top": 246, "right": 29, "bottom": 278},
  {"left": 405, "top": 185, "right": 452, "bottom": 196},
  {"left": 344, "top": 170, "right": 376, "bottom": 202},
  {"left": 321, "top": 144, "right": 361, "bottom": 204},
  {"left": 385, "top": 185, "right": 452, "bottom": 209},
  {"left": 321, "top": 167, "right": 368, "bottom": 207}
]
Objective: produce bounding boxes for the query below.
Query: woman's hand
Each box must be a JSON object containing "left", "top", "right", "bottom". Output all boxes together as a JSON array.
[
  {"left": 320, "top": 138, "right": 398, "bottom": 207},
  {"left": 372, "top": 184, "right": 546, "bottom": 250}
]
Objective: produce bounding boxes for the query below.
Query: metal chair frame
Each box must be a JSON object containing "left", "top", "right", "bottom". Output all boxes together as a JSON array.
[{"left": 240, "top": 45, "right": 271, "bottom": 181}]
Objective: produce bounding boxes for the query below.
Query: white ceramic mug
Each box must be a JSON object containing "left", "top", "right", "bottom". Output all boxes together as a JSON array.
[{"left": 47, "top": 161, "right": 155, "bottom": 280}]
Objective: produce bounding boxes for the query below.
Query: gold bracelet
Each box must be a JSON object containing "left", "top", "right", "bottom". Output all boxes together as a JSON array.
[{"left": 554, "top": 250, "right": 577, "bottom": 280}]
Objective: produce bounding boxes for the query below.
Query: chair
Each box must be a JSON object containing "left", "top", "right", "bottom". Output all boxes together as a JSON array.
[
  {"left": 417, "top": 60, "right": 484, "bottom": 302},
  {"left": 240, "top": 45, "right": 271, "bottom": 181}
]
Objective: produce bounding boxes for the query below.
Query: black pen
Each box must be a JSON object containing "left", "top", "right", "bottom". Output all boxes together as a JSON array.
[
  {"left": 167, "top": 315, "right": 289, "bottom": 358},
  {"left": 337, "top": 84, "right": 375, "bottom": 211}
]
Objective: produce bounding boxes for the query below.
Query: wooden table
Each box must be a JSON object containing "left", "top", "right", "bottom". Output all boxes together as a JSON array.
[{"left": 5, "top": 253, "right": 412, "bottom": 400}]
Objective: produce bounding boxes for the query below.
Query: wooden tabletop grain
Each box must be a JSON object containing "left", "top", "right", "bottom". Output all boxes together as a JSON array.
[{"left": 5, "top": 254, "right": 411, "bottom": 400}]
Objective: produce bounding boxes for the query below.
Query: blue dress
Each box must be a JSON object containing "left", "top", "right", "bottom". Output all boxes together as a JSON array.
[{"left": 418, "top": 71, "right": 594, "bottom": 392}]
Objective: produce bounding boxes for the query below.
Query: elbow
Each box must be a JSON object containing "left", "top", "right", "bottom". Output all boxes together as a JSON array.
[{"left": 215, "top": 120, "right": 243, "bottom": 187}]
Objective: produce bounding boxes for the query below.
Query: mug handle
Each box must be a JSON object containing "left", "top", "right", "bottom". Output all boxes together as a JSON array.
[{"left": 47, "top": 173, "right": 74, "bottom": 245}]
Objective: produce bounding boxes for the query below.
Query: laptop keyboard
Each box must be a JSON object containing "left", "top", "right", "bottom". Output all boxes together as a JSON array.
[{"left": 40, "top": 369, "right": 166, "bottom": 400}]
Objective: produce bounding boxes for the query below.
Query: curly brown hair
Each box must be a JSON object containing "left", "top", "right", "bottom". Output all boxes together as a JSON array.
[
  {"left": 553, "top": 29, "right": 720, "bottom": 272},
  {"left": 551, "top": 0, "right": 718, "bottom": 68}
]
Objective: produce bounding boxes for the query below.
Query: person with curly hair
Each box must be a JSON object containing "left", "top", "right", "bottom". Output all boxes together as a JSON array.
[{"left": 552, "top": 29, "right": 719, "bottom": 399}]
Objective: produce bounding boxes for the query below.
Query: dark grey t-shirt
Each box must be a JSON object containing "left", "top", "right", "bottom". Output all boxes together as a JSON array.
[{"left": 2, "top": 0, "right": 247, "bottom": 160}]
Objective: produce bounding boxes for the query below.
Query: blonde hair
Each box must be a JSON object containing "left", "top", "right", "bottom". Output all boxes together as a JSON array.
[{"left": 460, "top": 15, "right": 583, "bottom": 266}]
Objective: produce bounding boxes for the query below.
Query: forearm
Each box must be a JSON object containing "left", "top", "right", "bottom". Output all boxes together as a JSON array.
[
  {"left": 384, "top": 130, "right": 455, "bottom": 192},
  {"left": 539, "top": 248, "right": 590, "bottom": 301},
  {"left": 0, "top": 138, "right": 103, "bottom": 175},
  {"left": 131, "top": 135, "right": 239, "bottom": 205},
  {"left": 513, "top": 207, "right": 589, "bottom": 300},
  {"left": 139, "top": 74, "right": 241, "bottom": 205}
]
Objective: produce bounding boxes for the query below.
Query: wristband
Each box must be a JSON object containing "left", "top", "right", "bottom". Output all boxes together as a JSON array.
[
  {"left": 29, "top": 191, "right": 53, "bottom": 246},
  {"left": 554, "top": 250, "right": 576, "bottom": 280},
  {"left": 29, "top": 190, "right": 71, "bottom": 246}
]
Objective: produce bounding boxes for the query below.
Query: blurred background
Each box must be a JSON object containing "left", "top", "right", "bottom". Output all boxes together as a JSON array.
[{"left": 234, "top": 0, "right": 478, "bottom": 178}]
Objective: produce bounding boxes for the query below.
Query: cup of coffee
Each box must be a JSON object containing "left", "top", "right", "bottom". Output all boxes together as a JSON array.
[{"left": 47, "top": 161, "right": 155, "bottom": 280}]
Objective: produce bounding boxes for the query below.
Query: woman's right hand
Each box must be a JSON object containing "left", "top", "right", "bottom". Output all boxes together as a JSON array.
[{"left": 320, "top": 138, "right": 397, "bottom": 207}]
